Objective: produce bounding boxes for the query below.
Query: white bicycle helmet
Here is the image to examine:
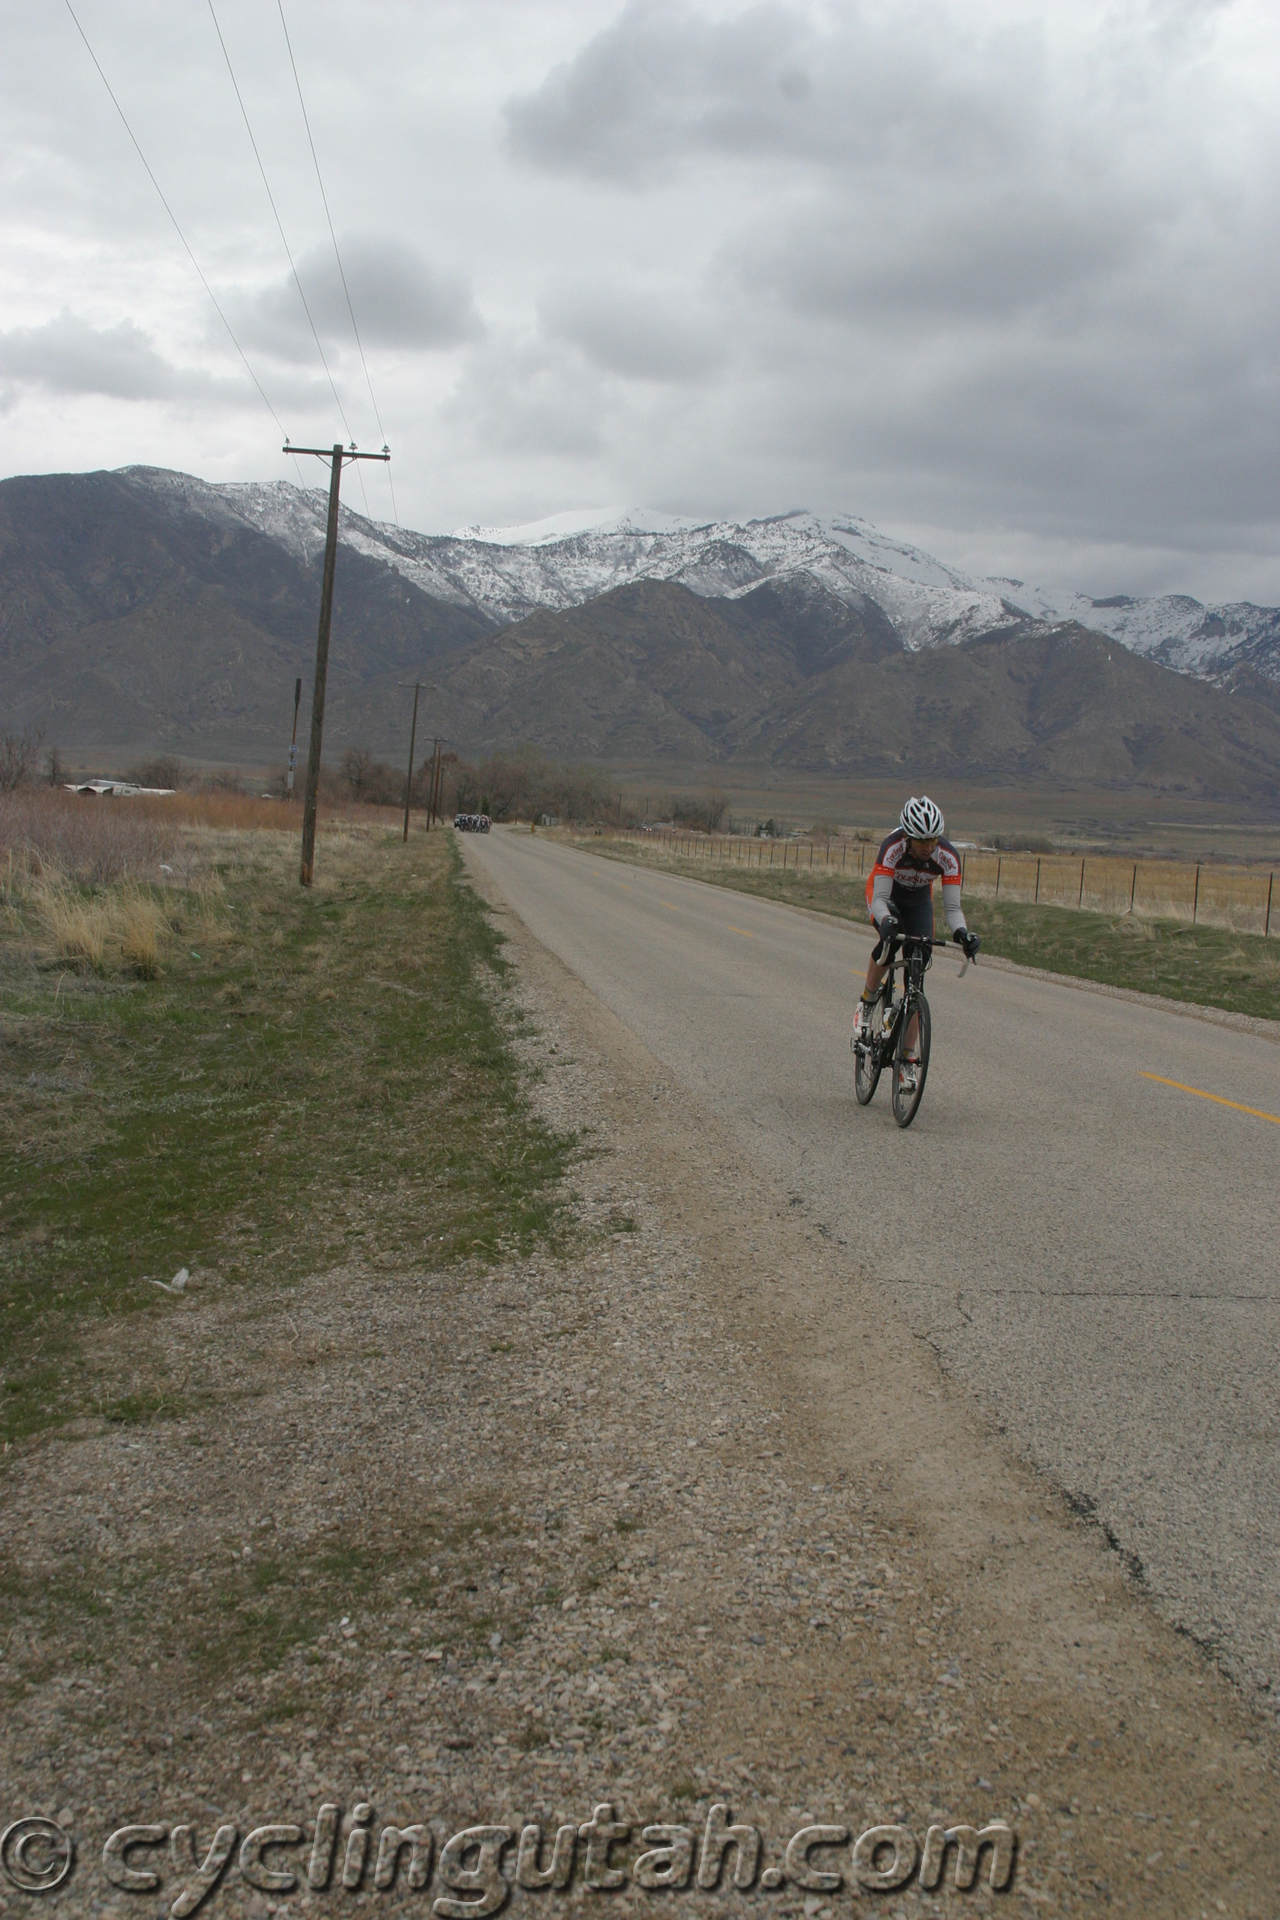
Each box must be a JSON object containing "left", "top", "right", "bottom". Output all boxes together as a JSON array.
[{"left": 900, "top": 794, "right": 944, "bottom": 839}]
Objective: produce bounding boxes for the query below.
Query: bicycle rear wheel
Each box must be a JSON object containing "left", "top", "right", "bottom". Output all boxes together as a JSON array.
[{"left": 891, "top": 993, "right": 931, "bottom": 1128}]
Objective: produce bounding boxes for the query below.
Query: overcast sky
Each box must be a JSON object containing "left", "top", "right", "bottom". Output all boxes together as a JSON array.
[{"left": 2, "top": 0, "right": 1278, "bottom": 601}]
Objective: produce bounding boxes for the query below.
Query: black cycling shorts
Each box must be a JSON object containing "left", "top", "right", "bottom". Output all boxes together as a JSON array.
[{"left": 872, "top": 883, "right": 935, "bottom": 957}]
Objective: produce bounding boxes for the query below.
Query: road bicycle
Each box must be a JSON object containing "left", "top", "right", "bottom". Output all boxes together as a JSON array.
[{"left": 852, "top": 933, "right": 975, "bottom": 1128}]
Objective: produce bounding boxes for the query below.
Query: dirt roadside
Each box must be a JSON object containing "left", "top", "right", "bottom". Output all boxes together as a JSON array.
[{"left": 1, "top": 848, "right": 1275, "bottom": 1920}]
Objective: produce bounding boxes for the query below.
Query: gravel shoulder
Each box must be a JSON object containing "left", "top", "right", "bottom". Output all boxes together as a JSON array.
[{"left": 1, "top": 845, "right": 1275, "bottom": 1920}]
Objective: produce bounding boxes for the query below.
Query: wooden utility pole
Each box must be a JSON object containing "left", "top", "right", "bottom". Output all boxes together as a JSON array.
[
  {"left": 429, "top": 737, "right": 444, "bottom": 827},
  {"left": 397, "top": 681, "right": 438, "bottom": 842},
  {"left": 288, "top": 440, "right": 391, "bottom": 886},
  {"left": 402, "top": 682, "right": 420, "bottom": 842},
  {"left": 286, "top": 675, "right": 302, "bottom": 796}
]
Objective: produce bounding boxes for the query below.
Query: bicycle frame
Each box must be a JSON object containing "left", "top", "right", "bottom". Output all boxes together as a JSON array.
[{"left": 876, "top": 934, "right": 934, "bottom": 1053}]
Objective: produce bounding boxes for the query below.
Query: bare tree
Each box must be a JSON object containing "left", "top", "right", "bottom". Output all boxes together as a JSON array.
[
  {"left": 340, "top": 746, "right": 374, "bottom": 799},
  {"left": 0, "top": 725, "right": 44, "bottom": 793},
  {"left": 128, "top": 755, "right": 185, "bottom": 790},
  {"left": 44, "top": 745, "right": 67, "bottom": 787}
]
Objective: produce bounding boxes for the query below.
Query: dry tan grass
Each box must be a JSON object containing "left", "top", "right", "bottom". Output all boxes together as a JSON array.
[
  {"left": 32, "top": 886, "right": 109, "bottom": 972},
  {"left": 113, "top": 883, "right": 167, "bottom": 978},
  {"left": 8, "top": 805, "right": 407, "bottom": 977},
  {"left": 1, "top": 788, "right": 406, "bottom": 899},
  {"left": 26, "top": 878, "right": 174, "bottom": 976}
]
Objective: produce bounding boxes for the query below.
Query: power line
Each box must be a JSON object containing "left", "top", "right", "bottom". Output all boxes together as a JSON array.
[
  {"left": 205, "top": 0, "right": 371, "bottom": 516},
  {"left": 277, "top": 0, "right": 399, "bottom": 526},
  {"left": 63, "top": 0, "right": 297, "bottom": 465}
]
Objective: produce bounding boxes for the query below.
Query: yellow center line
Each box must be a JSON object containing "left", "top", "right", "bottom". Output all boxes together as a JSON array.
[
  {"left": 661, "top": 902, "right": 678, "bottom": 911},
  {"left": 1140, "top": 1073, "right": 1280, "bottom": 1127},
  {"left": 727, "top": 925, "right": 754, "bottom": 938}
]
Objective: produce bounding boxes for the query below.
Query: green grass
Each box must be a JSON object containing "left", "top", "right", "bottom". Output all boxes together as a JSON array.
[
  {"left": 571, "top": 835, "right": 1280, "bottom": 1022},
  {"left": 0, "top": 824, "right": 571, "bottom": 1445},
  {"left": 963, "top": 897, "right": 1280, "bottom": 1017}
]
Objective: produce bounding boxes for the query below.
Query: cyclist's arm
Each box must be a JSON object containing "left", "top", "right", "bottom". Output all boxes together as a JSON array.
[
  {"left": 930, "top": 840, "right": 964, "bottom": 935},
  {"left": 941, "top": 878, "right": 967, "bottom": 935},
  {"left": 868, "top": 868, "right": 898, "bottom": 929}
]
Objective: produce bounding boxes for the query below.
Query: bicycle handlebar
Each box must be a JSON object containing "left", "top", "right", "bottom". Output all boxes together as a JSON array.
[{"left": 879, "top": 927, "right": 977, "bottom": 974}]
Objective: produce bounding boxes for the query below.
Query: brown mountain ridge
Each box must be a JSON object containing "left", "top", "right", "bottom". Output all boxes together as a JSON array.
[
  {"left": 1, "top": 469, "right": 1278, "bottom": 803},
  {"left": 435, "top": 579, "right": 1280, "bottom": 802}
]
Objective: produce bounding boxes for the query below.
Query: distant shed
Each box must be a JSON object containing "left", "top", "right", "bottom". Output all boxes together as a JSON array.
[{"left": 65, "top": 780, "right": 176, "bottom": 798}]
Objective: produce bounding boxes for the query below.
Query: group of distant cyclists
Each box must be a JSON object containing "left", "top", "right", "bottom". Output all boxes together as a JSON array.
[{"left": 453, "top": 812, "right": 491, "bottom": 833}]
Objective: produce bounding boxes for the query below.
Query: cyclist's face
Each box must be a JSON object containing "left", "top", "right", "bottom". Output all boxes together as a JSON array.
[{"left": 908, "top": 835, "right": 939, "bottom": 859}]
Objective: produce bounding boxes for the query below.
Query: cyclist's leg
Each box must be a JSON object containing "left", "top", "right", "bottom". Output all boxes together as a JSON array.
[
  {"left": 858, "top": 910, "right": 890, "bottom": 1011},
  {"left": 898, "top": 890, "right": 934, "bottom": 1055}
]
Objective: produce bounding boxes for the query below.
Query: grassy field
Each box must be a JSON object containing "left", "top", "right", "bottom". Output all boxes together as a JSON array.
[
  {"left": 0, "top": 820, "right": 570, "bottom": 1447},
  {"left": 568, "top": 834, "right": 1280, "bottom": 1022}
]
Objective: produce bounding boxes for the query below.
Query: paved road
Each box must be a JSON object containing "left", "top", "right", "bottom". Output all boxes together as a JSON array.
[{"left": 466, "top": 829, "right": 1280, "bottom": 1700}]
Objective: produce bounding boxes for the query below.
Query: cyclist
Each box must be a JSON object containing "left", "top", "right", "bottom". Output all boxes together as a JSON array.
[{"left": 854, "top": 796, "right": 980, "bottom": 1088}]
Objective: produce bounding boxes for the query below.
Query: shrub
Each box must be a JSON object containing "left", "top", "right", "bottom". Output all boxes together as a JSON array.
[
  {"left": 0, "top": 788, "right": 176, "bottom": 885},
  {"left": 990, "top": 833, "right": 1055, "bottom": 854}
]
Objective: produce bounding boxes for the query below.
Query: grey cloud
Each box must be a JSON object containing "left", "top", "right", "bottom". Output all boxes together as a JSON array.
[
  {"left": 539, "top": 283, "right": 728, "bottom": 382},
  {"left": 504, "top": 0, "right": 1035, "bottom": 185},
  {"left": 3, "top": 0, "right": 1280, "bottom": 602},
  {"left": 739, "top": 186, "right": 1154, "bottom": 327},
  {"left": 0, "top": 310, "right": 221, "bottom": 405},
  {"left": 446, "top": 335, "right": 607, "bottom": 460},
  {"left": 236, "top": 237, "right": 483, "bottom": 362}
]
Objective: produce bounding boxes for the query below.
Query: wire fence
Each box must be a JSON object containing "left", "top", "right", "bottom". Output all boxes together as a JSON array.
[{"left": 578, "top": 829, "right": 1278, "bottom": 938}]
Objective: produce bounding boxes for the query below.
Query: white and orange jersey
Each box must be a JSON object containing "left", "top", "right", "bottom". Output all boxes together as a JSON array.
[{"left": 865, "top": 829, "right": 967, "bottom": 932}]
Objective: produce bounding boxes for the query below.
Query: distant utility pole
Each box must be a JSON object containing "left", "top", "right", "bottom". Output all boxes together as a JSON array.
[
  {"left": 428, "top": 737, "right": 443, "bottom": 827},
  {"left": 286, "top": 675, "right": 302, "bottom": 796},
  {"left": 397, "top": 681, "right": 438, "bottom": 842},
  {"left": 288, "top": 440, "right": 391, "bottom": 886}
]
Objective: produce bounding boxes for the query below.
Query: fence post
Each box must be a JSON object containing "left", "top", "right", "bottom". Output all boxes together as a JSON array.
[
  {"left": 842, "top": 841, "right": 848, "bottom": 870},
  {"left": 1034, "top": 857, "right": 1041, "bottom": 904},
  {"left": 809, "top": 842, "right": 814, "bottom": 870},
  {"left": 1078, "top": 857, "right": 1086, "bottom": 908},
  {"left": 995, "top": 856, "right": 1002, "bottom": 901},
  {"left": 1129, "top": 863, "right": 1137, "bottom": 913},
  {"left": 1192, "top": 863, "right": 1201, "bottom": 925},
  {"left": 1267, "top": 871, "right": 1274, "bottom": 937},
  {"left": 860, "top": 842, "right": 865, "bottom": 874}
]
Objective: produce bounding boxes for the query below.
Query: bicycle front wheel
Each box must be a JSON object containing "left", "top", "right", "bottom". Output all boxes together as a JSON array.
[
  {"left": 891, "top": 993, "right": 931, "bottom": 1128},
  {"left": 853, "top": 1028, "right": 882, "bottom": 1105}
]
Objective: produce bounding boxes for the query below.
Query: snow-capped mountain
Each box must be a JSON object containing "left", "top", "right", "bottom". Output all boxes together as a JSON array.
[
  {"left": 1051, "top": 590, "right": 1280, "bottom": 681},
  {"left": 121, "top": 470, "right": 1280, "bottom": 684}
]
